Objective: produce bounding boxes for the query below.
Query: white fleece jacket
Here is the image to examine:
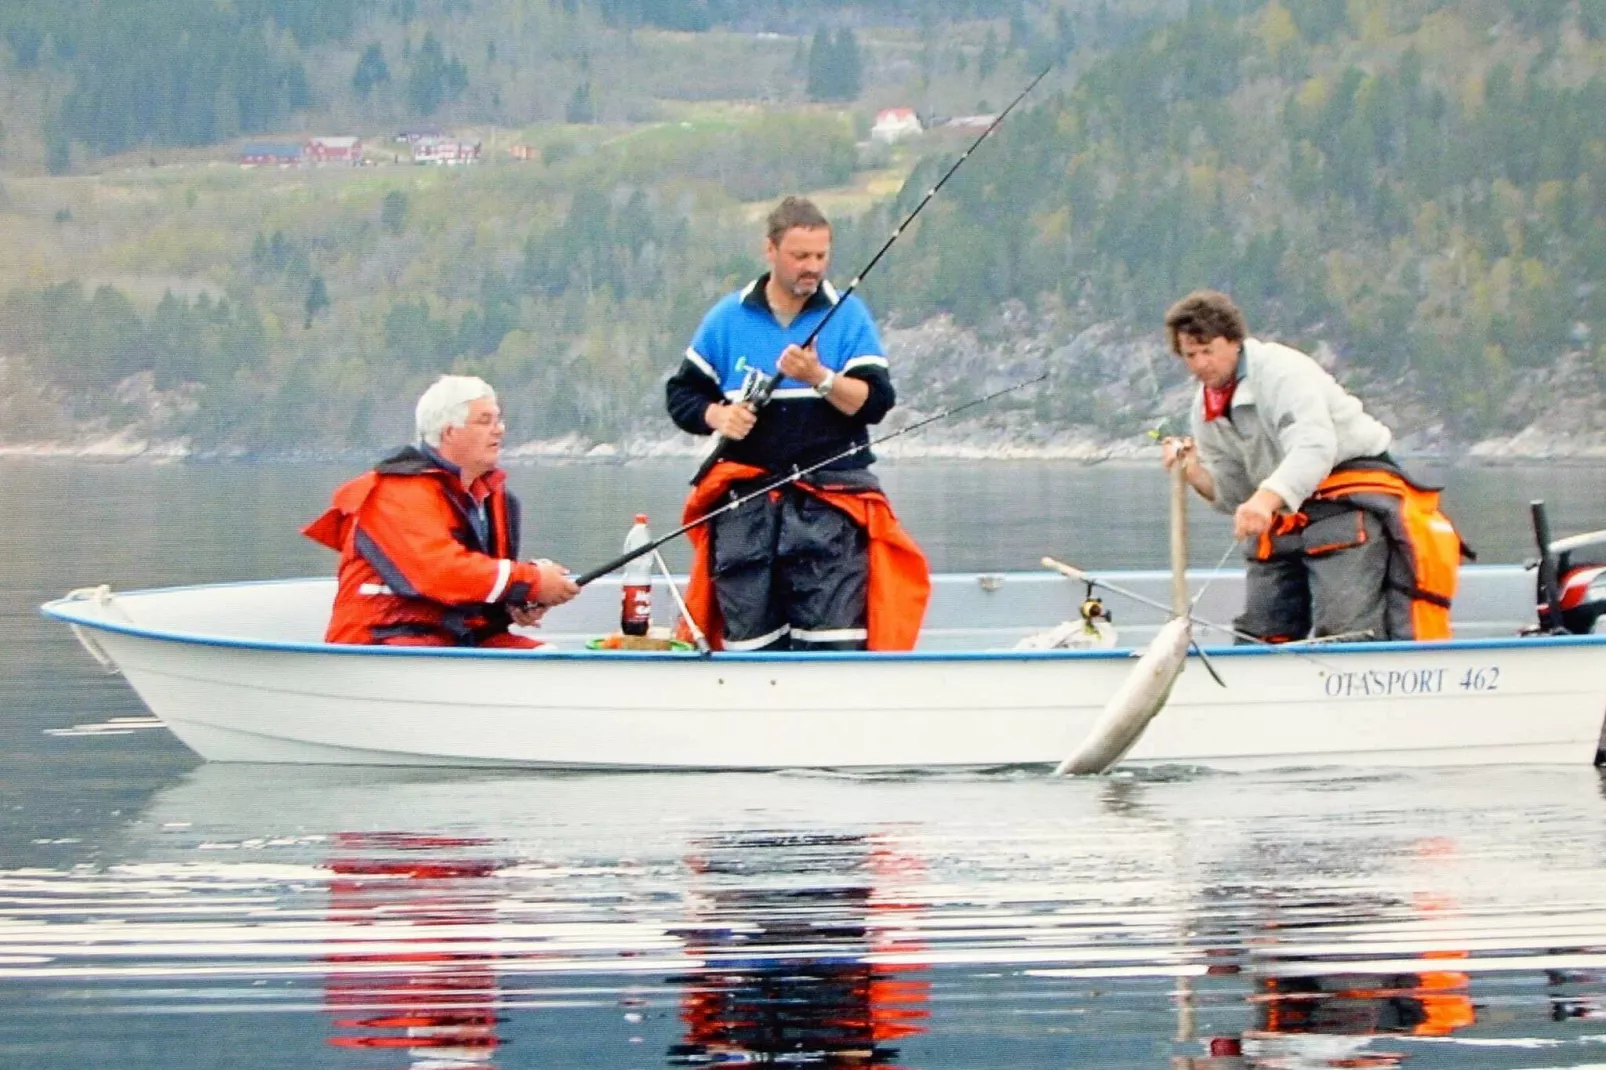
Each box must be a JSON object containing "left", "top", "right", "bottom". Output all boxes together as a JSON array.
[{"left": 1190, "top": 338, "right": 1393, "bottom": 514}]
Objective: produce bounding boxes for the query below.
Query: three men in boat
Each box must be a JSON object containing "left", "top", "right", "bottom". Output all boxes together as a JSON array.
[
  {"left": 1160, "top": 290, "right": 1465, "bottom": 643},
  {"left": 664, "top": 195, "right": 929, "bottom": 651},
  {"left": 304, "top": 375, "right": 578, "bottom": 648}
]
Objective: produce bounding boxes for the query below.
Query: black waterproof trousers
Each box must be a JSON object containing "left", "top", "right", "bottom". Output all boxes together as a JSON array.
[{"left": 709, "top": 478, "right": 871, "bottom": 652}]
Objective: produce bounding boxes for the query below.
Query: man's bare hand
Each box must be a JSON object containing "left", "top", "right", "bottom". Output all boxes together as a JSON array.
[
  {"left": 777, "top": 343, "right": 824, "bottom": 386},
  {"left": 1160, "top": 434, "right": 1219, "bottom": 503},
  {"left": 534, "top": 561, "right": 580, "bottom": 606},
  {"left": 706, "top": 401, "right": 758, "bottom": 440},
  {"left": 1160, "top": 436, "right": 1195, "bottom": 471},
  {"left": 510, "top": 604, "right": 547, "bottom": 628},
  {"left": 1232, "top": 488, "right": 1285, "bottom": 540}
]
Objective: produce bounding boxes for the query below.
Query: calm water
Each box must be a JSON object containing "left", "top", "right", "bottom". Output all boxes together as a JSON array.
[{"left": 4, "top": 458, "right": 1606, "bottom": 1069}]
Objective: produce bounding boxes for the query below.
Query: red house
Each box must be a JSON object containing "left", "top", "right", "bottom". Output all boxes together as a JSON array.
[{"left": 306, "top": 136, "right": 363, "bottom": 165}]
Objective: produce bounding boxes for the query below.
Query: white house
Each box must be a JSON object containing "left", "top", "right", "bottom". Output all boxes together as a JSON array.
[
  {"left": 413, "top": 137, "right": 482, "bottom": 166},
  {"left": 870, "top": 107, "right": 923, "bottom": 144}
]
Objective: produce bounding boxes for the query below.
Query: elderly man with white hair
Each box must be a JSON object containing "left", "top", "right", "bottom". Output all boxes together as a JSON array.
[{"left": 304, "top": 375, "right": 578, "bottom": 647}]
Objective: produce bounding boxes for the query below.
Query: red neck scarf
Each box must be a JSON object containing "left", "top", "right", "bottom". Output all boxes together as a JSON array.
[{"left": 1202, "top": 379, "right": 1238, "bottom": 421}]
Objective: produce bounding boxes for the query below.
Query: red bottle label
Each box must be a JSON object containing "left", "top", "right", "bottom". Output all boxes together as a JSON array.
[{"left": 621, "top": 585, "right": 651, "bottom": 636}]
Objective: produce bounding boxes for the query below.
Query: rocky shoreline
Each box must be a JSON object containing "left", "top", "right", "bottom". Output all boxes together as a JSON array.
[
  {"left": 5, "top": 313, "right": 1606, "bottom": 465},
  {"left": 4, "top": 423, "right": 1606, "bottom": 465}
]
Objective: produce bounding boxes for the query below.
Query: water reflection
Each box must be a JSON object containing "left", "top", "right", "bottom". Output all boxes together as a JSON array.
[
  {"left": 1253, "top": 965, "right": 1472, "bottom": 1062},
  {"left": 669, "top": 832, "right": 928, "bottom": 1067},
  {"left": 1548, "top": 964, "right": 1606, "bottom": 1022},
  {"left": 323, "top": 832, "right": 507, "bottom": 1067},
  {"left": 1181, "top": 867, "right": 1480, "bottom": 1067},
  {"left": 5, "top": 766, "right": 1606, "bottom": 1068}
]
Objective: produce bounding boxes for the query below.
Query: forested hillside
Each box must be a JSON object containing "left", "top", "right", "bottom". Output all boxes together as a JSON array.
[
  {"left": 0, "top": 0, "right": 1161, "bottom": 169},
  {"left": 870, "top": 0, "right": 1606, "bottom": 440},
  {"left": 0, "top": 0, "right": 1602, "bottom": 456}
]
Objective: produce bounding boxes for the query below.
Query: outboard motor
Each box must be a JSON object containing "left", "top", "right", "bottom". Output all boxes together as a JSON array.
[{"left": 1530, "top": 501, "right": 1606, "bottom": 634}]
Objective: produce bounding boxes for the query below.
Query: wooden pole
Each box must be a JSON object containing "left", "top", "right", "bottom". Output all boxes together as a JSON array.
[
  {"left": 1170, "top": 460, "right": 1189, "bottom": 616},
  {"left": 1170, "top": 464, "right": 1194, "bottom": 1052}
]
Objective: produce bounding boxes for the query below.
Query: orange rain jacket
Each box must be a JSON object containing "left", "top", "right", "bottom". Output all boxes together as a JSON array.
[
  {"left": 302, "top": 446, "right": 546, "bottom": 646},
  {"left": 680, "top": 461, "right": 931, "bottom": 651}
]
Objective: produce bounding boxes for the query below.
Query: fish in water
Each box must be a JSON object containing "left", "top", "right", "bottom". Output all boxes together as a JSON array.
[{"left": 1054, "top": 615, "right": 1193, "bottom": 775}]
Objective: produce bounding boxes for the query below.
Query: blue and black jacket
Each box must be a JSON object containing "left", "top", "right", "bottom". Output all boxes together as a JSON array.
[{"left": 665, "top": 274, "right": 895, "bottom": 474}]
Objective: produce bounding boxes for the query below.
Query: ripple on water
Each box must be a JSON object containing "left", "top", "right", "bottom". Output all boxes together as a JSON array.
[{"left": 2, "top": 767, "right": 1606, "bottom": 1067}]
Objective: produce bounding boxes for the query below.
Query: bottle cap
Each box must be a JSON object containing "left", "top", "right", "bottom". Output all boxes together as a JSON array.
[{"left": 635, "top": 513, "right": 648, "bottom": 523}]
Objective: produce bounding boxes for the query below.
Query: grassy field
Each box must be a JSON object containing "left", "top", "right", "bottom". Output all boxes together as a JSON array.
[{"left": 0, "top": 100, "right": 930, "bottom": 299}]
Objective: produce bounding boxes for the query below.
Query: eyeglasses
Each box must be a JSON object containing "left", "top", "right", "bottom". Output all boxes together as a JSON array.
[{"left": 465, "top": 413, "right": 505, "bottom": 429}]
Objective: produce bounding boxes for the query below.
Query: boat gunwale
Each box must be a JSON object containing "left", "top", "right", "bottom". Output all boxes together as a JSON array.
[{"left": 39, "top": 573, "right": 1606, "bottom": 663}]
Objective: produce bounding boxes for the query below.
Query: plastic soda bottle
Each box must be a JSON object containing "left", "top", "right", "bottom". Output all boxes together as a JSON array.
[{"left": 620, "top": 514, "right": 652, "bottom": 636}]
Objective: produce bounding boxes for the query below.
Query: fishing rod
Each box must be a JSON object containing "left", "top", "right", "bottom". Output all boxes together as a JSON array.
[
  {"left": 1040, "top": 556, "right": 1345, "bottom": 674},
  {"left": 798, "top": 64, "right": 1051, "bottom": 352},
  {"left": 575, "top": 373, "right": 1048, "bottom": 586},
  {"left": 691, "top": 64, "right": 1054, "bottom": 484}
]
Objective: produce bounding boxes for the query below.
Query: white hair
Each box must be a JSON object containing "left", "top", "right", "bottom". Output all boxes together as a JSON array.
[{"left": 415, "top": 375, "right": 496, "bottom": 447}]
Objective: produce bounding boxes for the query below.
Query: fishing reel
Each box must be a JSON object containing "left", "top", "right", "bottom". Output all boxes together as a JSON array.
[
  {"left": 1079, "top": 582, "right": 1111, "bottom": 626},
  {"left": 1013, "top": 580, "right": 1117, "bottom": 651},
  {"left": 738, "top": 366, "right": 778, "bottom": 409}
]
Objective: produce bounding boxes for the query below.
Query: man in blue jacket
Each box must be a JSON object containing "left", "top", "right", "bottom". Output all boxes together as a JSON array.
[{"left": 665, "top": 196, "right": 927, "bottom": 652}]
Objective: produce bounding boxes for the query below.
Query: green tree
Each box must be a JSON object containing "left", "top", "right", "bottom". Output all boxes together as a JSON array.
[
  {"left": 381, "top": 190, "right": 409, "bottom": 235},
  {"left": 806, "top": 27, "right": 861, "bottom": 102},
  {"left": 45, "top": 132, "right": 71, "bottom": 175},
  {"left": 304, "top": 275, "right": 329, "bottom": 329},
  {"left": 284, "top": 61, "right": 312, "bottom": 109},
  {"left": 805, "top": 27, "right": 833, "bottom": 100},
  {"left": 1008, "top": 3, "right": 1031, "bottom": 53},
  {"left": 353, "top": 43, "right": 391, "bottom": 98},
  {"left": 834, "top": 28, "right": 863, "bottom": 100},
  {"left": 566, "top": 81, "right": 595, "bottom": 124},
  {"left": 979, "top": 28, "right": 1000, "bottom": 80},
  {"left": 1055, "top": 8, "right": 1076, "bottom": 63},
  {"left": 405, "top": 32, "right": 468, "bottom": 116}
]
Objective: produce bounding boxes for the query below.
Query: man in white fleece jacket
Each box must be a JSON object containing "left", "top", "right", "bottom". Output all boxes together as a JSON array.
[{"left": 1159, "top": 289, "right": 1439, "bottom": 643}]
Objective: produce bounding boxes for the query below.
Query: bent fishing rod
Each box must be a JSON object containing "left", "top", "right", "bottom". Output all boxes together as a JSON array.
[
  {"left": 575, "top": 372, "right": 1048, "bottom": 586},
  {"left": 691, "top": 64, "right": 1053, "bottom": 485},
  {"left": 798, "top": 63, "right": 1051, "bottom": 352}
]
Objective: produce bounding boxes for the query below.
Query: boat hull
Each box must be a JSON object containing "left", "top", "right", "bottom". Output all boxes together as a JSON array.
[{"left": 47, "top": 573, "right": 1606, "bottom": 771}]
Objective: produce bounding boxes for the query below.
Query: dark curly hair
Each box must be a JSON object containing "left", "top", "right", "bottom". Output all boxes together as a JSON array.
[{"left": 1164, "top": 290, "right": 1247, "bottom": 355}]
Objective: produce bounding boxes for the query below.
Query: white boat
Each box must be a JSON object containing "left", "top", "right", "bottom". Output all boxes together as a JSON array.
[{"left": 40, "top": 563, "right": 1606, "bottom": 771}]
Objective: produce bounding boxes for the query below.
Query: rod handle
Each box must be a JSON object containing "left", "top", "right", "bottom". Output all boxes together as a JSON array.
[{"left": 1041, "top": 556, "right": 1092, "bottom": 584}]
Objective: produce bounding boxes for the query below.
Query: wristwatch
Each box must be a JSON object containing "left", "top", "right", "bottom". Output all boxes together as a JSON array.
[{"left": 813, "top": 369, "right": 836, "bottom": 397}]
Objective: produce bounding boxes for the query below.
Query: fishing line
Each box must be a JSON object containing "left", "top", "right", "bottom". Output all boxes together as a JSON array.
[
  {"left": 1187, "top": 536, "right": 1243, "bottom": 610},
  {"left": 1041, "top": 556, "right": 1345, "bottom": 673}
]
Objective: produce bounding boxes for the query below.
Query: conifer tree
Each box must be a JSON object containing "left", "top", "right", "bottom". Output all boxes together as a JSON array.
[
  {"left": 353, "top": 43, "right": 391, "bottom": 98},
  {"left": 304, "top": 276, "right": 329, "bottom": 329},
  {"left": 807, "top": 26, "right": 861, "bottom": 102}
]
